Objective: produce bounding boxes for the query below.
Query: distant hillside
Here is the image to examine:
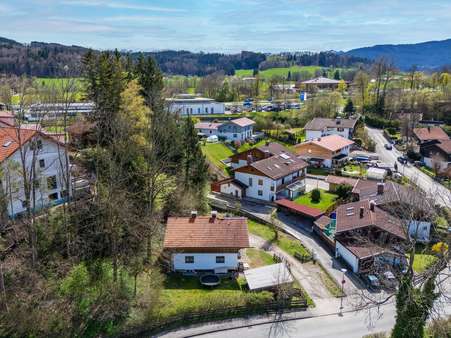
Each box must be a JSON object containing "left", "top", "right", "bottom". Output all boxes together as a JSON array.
[
  {"left": 0, "top": 36, "right": 367, "bottom": 78},
  {"left": 345, "top": 39, "right": 451, "bottom": 70}
]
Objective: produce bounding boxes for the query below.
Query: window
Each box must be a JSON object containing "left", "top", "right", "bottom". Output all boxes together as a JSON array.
[
  {"left": 216, "top": 256, "right": 225, "bottom": 263},
  {"left": 211, "top": 107, "right": 214, "bottom": 114},
  {"left": 233, "top": 133, "right": 237, "bottom": 138},
  {"left": 21, "top": 200, "right": 28, "bottom": 209},
  {"left": 30, "top": 139, "right": 43, "bottom": 151},
  {"left": 197, "top": 108, "right": 201, "bottom": 114},
  {"left": 270, "top": 186, "right": 274, "bottom": 191},
  {"left": 61, "top": 190, "right": 68, "bottom": 198},
  {"left": 205, "top": 107, "right": 208, "bottom": 113},
  {"left": 48, "top": 192, "right": 58, "bottom": 201},
  {"left": 185, "top": 256, "right": 194, "bottom": 264},
  {"left": 258, "top": 190, "right": 263, "bottom": 196},
  {"left": 337, "top": 127, "right": 344, "bottom": 132},
  {"left": 39, "top": 159, "right": 45, "bottom": 168},
  {"left": 47, "top": 175, "right": 57, "bottom": 190},
  {"left": 248, "top": 177, "right": 253, "bottom": 186},
  {"left": 258, "top": 179, "right": 263, "bottom": 186},
  {"left": 186, "top": 108, "right": 190, "bottom": 114}
]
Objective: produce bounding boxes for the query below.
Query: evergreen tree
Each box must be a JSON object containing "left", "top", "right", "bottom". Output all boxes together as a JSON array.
[
  {"left": 343, "top": 98, "right": 355, "bottom": 115},
  {"left": 334, "top": 69, "right": 340, "bottom": 80},
  {"left": 287, "top": 71, "right": 292, "bottom": 81}
]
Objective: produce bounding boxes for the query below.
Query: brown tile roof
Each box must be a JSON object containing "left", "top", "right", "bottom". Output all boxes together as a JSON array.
[
  {"left": 314, "top": 215, "right": 332, "bottom": 230},
  {"left": 195, "top": 122, "right": 222, "bottom": 130},
  {"left": 231, "top": 117, "right": 255, "bottom": 127},
  {"left": 436, "top": 139, "right": 451, "bottom": 155},
  {"left": 0, "top": 127, "right": 37, "bottom": 162},
  {"left": 249, "top": 151, "right": 308, "bottom": 180},
  {"left": 352, "top": 180, "right": 407, "bottom": 205},
  {"left": 309, "top": 134, "right": 354, "bottom": 152},
  {"left": 335, "top": 199, "right": 406, "bottom": 239},
  {"left": 256, "top": 142, "right": 288, "bottom": 155},
  {"left": 336, "top": 240, "right": 395, "bottom": 259},
  {"left": 304, "top": 117, "right": 358, "bottom": 131},
  {"left": 413, "top": 127, "right": 449, "bottom": 142},
  {"left": 325, "top": 175, "right": 358, "bottom": 187},
  {"left": 163, "top": 216, "right": 250, "bottom": 250},
  {"left": 276, "top": 199, "right": 324, "bottom": 218}
]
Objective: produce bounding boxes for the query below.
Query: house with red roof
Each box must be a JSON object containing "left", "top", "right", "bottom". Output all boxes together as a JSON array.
[
  {"left": 0, "top": 126, "right": 70, "bottom": 217},
  {"left": 293, "top": 134, "right": 354, "bottom": 168},
  {"left": 163, "top": 212, "right": 250, "bottom": 273}
]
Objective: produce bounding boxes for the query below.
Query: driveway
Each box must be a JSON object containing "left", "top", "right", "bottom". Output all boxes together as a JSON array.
[{"left": 366, "top": 127, "right": 451, "bottom": 207}]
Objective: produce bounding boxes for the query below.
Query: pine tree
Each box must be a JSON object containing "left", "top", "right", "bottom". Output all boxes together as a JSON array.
[
  {"left": 343, "top": 98, "right": 355, "bottom": 115},
  {"left": 334, "top": 69, "right": 340, "bottom": 80}
]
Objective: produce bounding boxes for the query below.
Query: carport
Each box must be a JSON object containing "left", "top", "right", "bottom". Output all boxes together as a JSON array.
[{"left": 275, "top": 199, "right": 324, "bottom": 220}]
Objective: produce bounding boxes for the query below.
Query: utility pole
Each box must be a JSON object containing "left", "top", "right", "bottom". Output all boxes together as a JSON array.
[{"left": 339, "top": 268, "right": 347, "bottom": 315}]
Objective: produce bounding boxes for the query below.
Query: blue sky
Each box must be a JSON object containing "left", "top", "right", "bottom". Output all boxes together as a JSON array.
[{"left": 1, "top": 0, "right": 450, "bottom": 53}]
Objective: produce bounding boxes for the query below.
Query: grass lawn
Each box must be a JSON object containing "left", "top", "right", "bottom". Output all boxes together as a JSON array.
[
  {"left": 247, "top": 219, "right": 311, "bottom": 258},
  {"left": 156, "top": 274, "right": 273, "bottom": 320},
  {"left": 200, "top": 142, "right": 234, "bottom": 174},
  {"left": 411, "top": 254, "right": 438, "bottom": 273},
  {"left": 342, "top": 164, "right": 367, "bottom": 177},
  {"left": 245, "top": 248, "right": 275, "bottom": 268},
  {"left": 294, "top": 190, "right": 337, "bottom": 212},
  {"left": 236, "top": 137, "right": 294, "bottom": 153},
  {"left": 235, "top": 66, "right": 323, "bottom": 79}
]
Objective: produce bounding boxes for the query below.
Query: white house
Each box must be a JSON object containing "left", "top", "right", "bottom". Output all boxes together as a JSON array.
[
  {"left": 163, "top": 212, "right": 250, "bottom": 274},
  {"left": 0, "top": 127, "right": 70, "bottom": 217},
  {"left": 195, "top": 117, "right": 255, "bottom": 142},
  {"left": 166, "top": 94, "right": 225, "bottom": 116},
  {"left": 233, "top": 147, "right": 308, "bottom": 201},
  {"left": 304, "top": 117, "right": 358, "bottom": 141}
]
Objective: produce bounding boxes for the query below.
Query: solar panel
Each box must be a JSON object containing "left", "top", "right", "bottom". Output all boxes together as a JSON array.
[{"left": 280, "top": 153, "right": 290, "bottom": 160}]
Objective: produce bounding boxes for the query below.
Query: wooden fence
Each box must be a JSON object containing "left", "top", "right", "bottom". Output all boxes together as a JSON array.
[{"left": 120, "top": 299, "right": 308, "bottom": 337}]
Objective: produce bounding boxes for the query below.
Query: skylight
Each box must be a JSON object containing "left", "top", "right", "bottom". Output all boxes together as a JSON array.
[
  {"left": 280, "top": 153, "right": 290, "bottom": 160},
  {"left": 3, "top": 141, "right": 12, "bottom": 147}
]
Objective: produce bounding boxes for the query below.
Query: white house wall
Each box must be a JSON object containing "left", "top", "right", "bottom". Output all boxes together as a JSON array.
[
  {"left": 1, "top": 135, "right": 70, "bottom": 217},
  {"left": 335, "top": 241, "right": 359, "bottom": 273},
  {"left": 220, "top": 183, "right": 242, "bottom": 198},
  {"left": 172, "top": 253, "right": 239, "bottom": 271},
  {"left": 235, "top": 172, "right": 276, "bottom": 201},
  {"left": 168, "top": 102, "right": 225, "bottom": 115}
]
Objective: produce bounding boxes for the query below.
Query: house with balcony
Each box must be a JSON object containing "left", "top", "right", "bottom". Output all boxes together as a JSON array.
[
  {"left": 293, "top": 134, "right": 354, "bottom": 168},
  {"left": 304, "top": 117, "right": 358, "bottom": 141},
  {"left": 232, "top": 147, "right": 308, "bottom": 201},
  {"left": 195, "top": 117, "right": 255, "bottom": 142},
  {"left": 0, "top": 126, "right": 70, "bottom": 218},
  {"left": 162, "top": 212, "right": 250, "bottom": 274}
]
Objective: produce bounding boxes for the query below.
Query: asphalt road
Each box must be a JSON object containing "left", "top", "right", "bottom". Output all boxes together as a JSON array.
[{"left": 366, "top": 127, "right": 451, "bottom": 207}]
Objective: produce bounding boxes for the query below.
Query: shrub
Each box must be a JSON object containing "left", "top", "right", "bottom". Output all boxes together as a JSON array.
[
  {"left": 335, "top": 184, "right": 353, "bottom": 200},
  {"left": 311, "top": 188, "right": 321, "bottom": 203}
]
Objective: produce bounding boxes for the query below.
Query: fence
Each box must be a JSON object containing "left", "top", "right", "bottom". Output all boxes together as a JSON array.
[{"left": 121, "top": 299, "right": 308, "bottom": 337}]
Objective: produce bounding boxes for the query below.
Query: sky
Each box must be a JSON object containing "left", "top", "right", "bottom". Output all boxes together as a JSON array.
[{"left": 1, "top": 0, "right": 451, "bottom": 53}]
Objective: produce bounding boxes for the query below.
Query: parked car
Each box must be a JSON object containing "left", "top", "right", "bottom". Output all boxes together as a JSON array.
[
  {"left": 397, "top": 156, "right": 408, "bottom": 164},
  {"left": 384, "top": 143, "right": 393, "bottom": 150},
  {"left": 381, "top": 271, "right": 397, "bottom": 289},
  {"left": 366, "top": 274, "right": 381, "bottom": 289}
]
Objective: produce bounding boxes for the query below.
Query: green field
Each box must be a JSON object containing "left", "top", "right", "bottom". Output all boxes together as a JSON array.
[
  {"left": 245, "top": 248, "right": 275, "bottom": 268},
  {"left": 200, "top": 142, "right": 234, "bottom": 174},
  {"left": 294, "top": 189, "right": 337, "bottom": 212},
  {"left": 236, "top": 66, "right": 324, "bottom": 79}
]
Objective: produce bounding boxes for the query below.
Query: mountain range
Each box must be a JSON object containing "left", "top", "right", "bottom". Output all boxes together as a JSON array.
[
  {"left": 345, "top": 38, "right": 451, "bottom": 70},
  {"left": 0, "top": 36, "right": 450, "bottom": 77}
]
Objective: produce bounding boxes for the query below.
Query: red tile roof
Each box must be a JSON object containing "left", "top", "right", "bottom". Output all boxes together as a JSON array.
[
  {"left": 310, "top": 134, "right": 354, "bottom": 152},
  {"left": 0, "top": 127, "right": 37, "bottom": 162},
  {"left": 325, "top": 175, "right": 358, "bottom": 187},
  {"left": 231, "top": 117, "right": 255, "bottom": 127},
  {"left": 335, "top": 199, "right": 406, "bottom": 239},
  {"left": 163, "top": 216, "right": 250, "bottom": 250},
  {"left": 413, "top": 127, "right": 449, "bottom": 142},
  {"left": 275, "top": 199, "right": 324, "bottom": 218},
  {"left": 436, "top": 139, "right": 451, "bottom": 154},
  {"left": 194, "top": 122, "right": 222, "bottom": 130}
]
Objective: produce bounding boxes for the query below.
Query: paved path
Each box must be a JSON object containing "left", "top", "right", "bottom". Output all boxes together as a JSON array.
[{"left": 366, "top": 127, "right": 451, "bottom": 207}]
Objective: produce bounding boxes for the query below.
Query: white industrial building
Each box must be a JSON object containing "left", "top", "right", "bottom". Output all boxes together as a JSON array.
[{"left": 166, "top": 94, "right": 225, "bottom": 116}]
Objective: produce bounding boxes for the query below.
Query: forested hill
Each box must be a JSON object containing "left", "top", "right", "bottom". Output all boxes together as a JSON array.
[
  {"left": 345, "top": 38, "right": 451, "bottom": 70},
  {"left": 0, "top": 36, "right": 369, "bottom": 77}
]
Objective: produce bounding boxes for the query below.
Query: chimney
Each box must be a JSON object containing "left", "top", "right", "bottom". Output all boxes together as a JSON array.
[
  {"left": 369, "top": 200, "right": 376, "bottom": 212},
  {"left": 377, "top": 182, "right": 384, "bottom": 195},
  {"left": 264, "top": 150, "right": 270, "bottom": 158},
  {"left": 336, "top": 117, "right": 341, "bottom": 125},
  {"left": 359, "top": 206, "right": 364, "bottom": 218},
  {"left": 247, "top": 154, "right": 253, "bottom": 164},
  {"left": 189, "top": 210, "right": 197, "bottom": 222},
  {"left": 427, "top": 126, "right": 431, "bottom": 132},
  {"left": 317, "top": 137, "right": 321, "bottom": 141},
  {"left": 210, "top": 210, "right": 218, "bottom": 222}
]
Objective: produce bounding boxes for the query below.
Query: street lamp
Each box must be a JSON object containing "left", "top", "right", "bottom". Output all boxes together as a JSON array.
[{"left": 339, "top": 268, "right": 347, "bottom": 314}]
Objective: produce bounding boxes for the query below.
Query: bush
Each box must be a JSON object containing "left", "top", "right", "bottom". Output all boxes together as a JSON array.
[
  {"left": 406, "top": 149, "right": 421, "bottom": 161},
  {"left": 335, "top": 184, "right": 353, "bottom": 200},
  {"left": 364, "top": 114, "right": 400, "bottom": 129},
  {"left": 311, "top": 188, "right": 321, "bottom": 203}
]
